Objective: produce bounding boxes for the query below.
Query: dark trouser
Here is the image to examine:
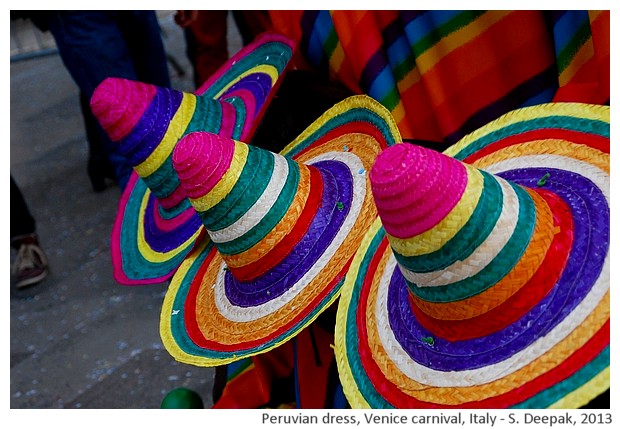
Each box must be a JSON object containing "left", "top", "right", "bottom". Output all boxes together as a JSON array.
[
  {"left": 11, "top": 176, "right": 36, "bottom": 244},
  {"left": 46, "top": 11, "right": 171, "bottom": 189},
  {"left": 184, "top": 11, "right": 272, "bottom": 88}
]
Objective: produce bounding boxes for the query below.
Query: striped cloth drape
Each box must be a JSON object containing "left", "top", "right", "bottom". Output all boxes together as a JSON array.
[{"left": 269, "top": 10, "right": 609, "bottom": 148}]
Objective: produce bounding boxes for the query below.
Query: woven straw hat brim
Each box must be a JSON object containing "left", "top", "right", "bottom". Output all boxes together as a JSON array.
[
  {"left": 109, "top": 33, "right": 294, "bottom": 285},
  {"left": 111, "top": 173, "right": 203, "bottom": 285},
  {"left": 160, "top": 95, "right": 403, "bottom": 366},
  {"left": 335, "top": 102, "right": 610, "bottom": 408}
]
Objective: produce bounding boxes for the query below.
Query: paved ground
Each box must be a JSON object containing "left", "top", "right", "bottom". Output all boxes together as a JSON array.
[{"left": 9, "top": 11, "right": 242, "bottom": 409}]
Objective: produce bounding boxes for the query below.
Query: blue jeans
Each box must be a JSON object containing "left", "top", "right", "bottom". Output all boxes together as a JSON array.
[{"left": 46, "top": 11, "right": 171, "bottom": 189}]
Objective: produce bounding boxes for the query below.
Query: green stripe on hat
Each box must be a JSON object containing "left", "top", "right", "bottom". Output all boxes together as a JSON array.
[
  {"left": 187, "top": 96, "right": 223, "bottom": 135},
  {"left": 407, "top": 182, "right": 535, "bottom": 303},
  {"left": 213, "top": 156, "right": 300, "bottom": 256},
  {"left": 394, "top": 171, "right": 503, "bottom": 273},
  {"left": 200, "top": 145, "right": 272, "bottom": 230},
  {"left": 450, "top": 116, "right": 610, "bottom": 161}
]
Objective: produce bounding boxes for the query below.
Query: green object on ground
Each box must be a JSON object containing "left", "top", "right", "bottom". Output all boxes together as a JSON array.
[{"left": 161, "top": 387, "right": 204, "bottom": 409}]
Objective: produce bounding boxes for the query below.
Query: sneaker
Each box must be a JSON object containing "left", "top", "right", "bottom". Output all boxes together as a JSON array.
[{"left": 11, "top": 234, "right": 49, "bottom": 288}]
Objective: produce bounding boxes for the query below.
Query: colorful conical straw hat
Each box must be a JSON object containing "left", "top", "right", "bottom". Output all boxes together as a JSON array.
[
  {"left": 90, "top": 33, "right": 294, "bottom": 285},
  {"left": 159, "top": 95, "right": 402, "bottom": 366},
  {"left": 335, "top": 102, "right": 610, "bottom": 409}
]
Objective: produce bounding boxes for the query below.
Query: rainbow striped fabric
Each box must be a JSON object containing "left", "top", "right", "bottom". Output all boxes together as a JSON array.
[{"left": 269, "top": 10, "right": 609, "bottom": 146}]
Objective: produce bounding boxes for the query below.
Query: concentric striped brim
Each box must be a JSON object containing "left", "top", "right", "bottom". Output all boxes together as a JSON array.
[
  {"left": 159, "top": 95, "right": 402, "bottom": 366},
  {"left": 90, "top": 33, "right": 294, "bottom": 285},
  {"left": 335, "top": 102, "right": 610, "bottom": 408}
]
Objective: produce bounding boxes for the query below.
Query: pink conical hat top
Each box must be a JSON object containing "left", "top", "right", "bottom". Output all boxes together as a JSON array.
[
  {"left": 369, "top": 143, "right": 468, "bottom": 239},
  {"left": 91, "top": 77, "right": 157, "bottom": 142},
  {"left": 171, "top": 131, "right": 236, "bottom": 201},
  {"left": 367, "top": 142, "right": 564, "bottom": 324}
]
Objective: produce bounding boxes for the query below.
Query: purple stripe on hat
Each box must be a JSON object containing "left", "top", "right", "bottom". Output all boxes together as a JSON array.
[
  {"left": 142, "top": 195, "right": 203, "bottom": 252},
  {"left": 222, "top": 72, "right": 272, "bottom": 107},
  {"left": 221, "top": 73, "right": 272, "bottom": 139},
  {"left": 387, "top": 168, "right": 608, "bottom": 371},
  {"left": 223, "top": 160, "right": 354, "bottom": 306},
  {"left": 120, "top": 87, "right": 184, "bottom": 167}
]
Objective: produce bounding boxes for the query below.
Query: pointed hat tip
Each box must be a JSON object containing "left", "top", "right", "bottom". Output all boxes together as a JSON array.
[
  {"left": 370, "top": 143, "right": 469, "bottom": 238},
  {"left": 90, "top": 77, "right": 158, "bottom": 141},
  {"left": 173, "top": 132, "right": 236, "bottom": 199},
  {"left": 370, "top": 143, "right": 452, "bottom": 198}
]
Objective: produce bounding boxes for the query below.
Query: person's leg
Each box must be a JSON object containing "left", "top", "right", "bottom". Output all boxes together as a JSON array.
[
  {"left": 80, "top": 91, "right": 115, "bottom": 192},
  {"left": 232, "top": 11, "right": 272, "bottom": 46},
  {"left": 117, "top": 11, "right": 171, "bottom": 88},
  {"left": 10, "top": 176, "right": 48, "bottom": 287},
  {"left": 46, "top": 11, "right": 145, "bottom": 189},
  {"left": 10, "top": 176, "right": 35, "bottom": 241},
  {"left": 184, "top": 10, "right": 229, "bottom": 88},
  {"left": 46, "top": 11, "right": 146, "bottom": 95}
]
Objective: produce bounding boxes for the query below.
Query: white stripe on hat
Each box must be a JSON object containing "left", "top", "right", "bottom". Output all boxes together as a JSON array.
[
  {"left": 214, "top": 152, "right": 367, "bottom": 322},
  {"left": 372, "top": 155, "right": 609, "bottom": 388},
  {"left": 399, "top": 177, "right": 520, "bottom": 287},
  {"left": 208, "top": 152, "right": 288, "bottom": 244}
]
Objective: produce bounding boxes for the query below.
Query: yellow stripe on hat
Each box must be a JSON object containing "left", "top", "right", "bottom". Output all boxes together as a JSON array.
[
  {"left": 189, "top": 141, "right": 249, "bottom": 212},
  {"left": 548, "top": 367, "right": 610, "bottom": 409},
  {"left": 471, "top": 139, "right": 610, "bottom": 174},
  {"left": 159, "top": 238, "right": 217, "bottom": 367},
  {"left": 136, "top": 190, "right": 201, "bottom": 262},
  {"left": 221, "top": 164, "right": 311, "bottom": 269},
  {"left": 387, "top": 166, "right": 483, "bottom": 257},
  {"left": 213, "top": 65, "right": 280, "bottom": 98},
  {"left": 444, "top": 103, "right": 610, "bottom": 158},
  {"left": 367, "top": 265, "right": 609, "bottom": 405},
  {"left": 280, "top": 95, "right": 401, "bottom": 158},
  {"left": 134, "top": 93, "right": 197, "bottom": 177}
]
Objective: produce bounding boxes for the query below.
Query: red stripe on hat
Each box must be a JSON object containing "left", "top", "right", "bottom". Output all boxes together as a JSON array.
[
  {"left": 462, "top": 128, "right": 610, "bottom": 164},
  {"left": 221, "top": 88, "right": 258, "bottom": 141},
  {"left": 410, "top": 188, "right": 573, "bottom": 340},
  {"left": 184, "top": 247, "right": 352, "bottom": 353},
  {"left": 219, "top": 101, "right": 238, "bottom": 139},
  {"left": 354, "top": 237, "right": 607, "bottom": 408},
  {"left": 293, "top": 121, "right": 391, "bottom": 159},
  {"left": 184, "top": 245, "right": 218, "bottom": 347},
  {"left": 356, "top": 236, "right": 391, "bottom": 374},
  {"left": 157, "top": 185, "right": 187, "bottom": 211},
  {"left": 150, "top": 198, "right": 197, "bottom": 233},
  {"left": 230, "top": 166, "right": 324, "bottom": 281}
]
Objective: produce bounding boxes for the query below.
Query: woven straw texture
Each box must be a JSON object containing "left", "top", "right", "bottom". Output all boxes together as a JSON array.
[
  {"left": 160, "top": 95, "right": 402, "bottom": 366},
  {"left": 89, "top": 33, "right": 294, "bottom": 285},
  {"left": 335, "top": 102, "right": 609, "bottom": 408}
]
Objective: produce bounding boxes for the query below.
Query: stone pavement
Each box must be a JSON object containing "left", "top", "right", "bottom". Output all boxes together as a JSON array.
[{"left": 9, "top": 11, "right": 242, "bottom": 409}]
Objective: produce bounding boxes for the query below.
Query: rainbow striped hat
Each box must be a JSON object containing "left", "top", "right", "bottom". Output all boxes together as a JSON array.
[
  {"left": 90, "top": 33, "right": 294, "bottom": 285},
  {"left": 159, "top": 95, "right": 401, "bottom": 366},
  {"left": 335, "top": 103, "right": 610, "bottom": 408}
]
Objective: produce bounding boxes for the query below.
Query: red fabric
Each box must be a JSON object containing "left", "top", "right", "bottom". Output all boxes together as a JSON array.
[{"left": 212, "top": 323, "right": 337, "bottom": 408}]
